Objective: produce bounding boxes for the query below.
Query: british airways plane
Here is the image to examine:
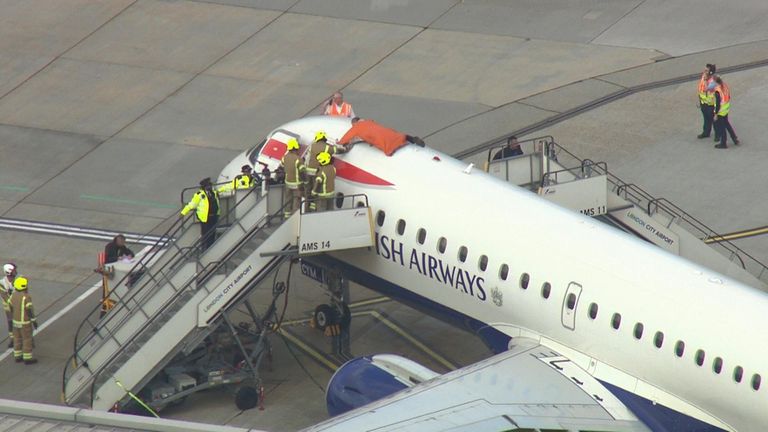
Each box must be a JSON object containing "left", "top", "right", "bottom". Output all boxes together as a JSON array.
[{"left": 220, "top": 116, "right": 766, "bottom": 432}]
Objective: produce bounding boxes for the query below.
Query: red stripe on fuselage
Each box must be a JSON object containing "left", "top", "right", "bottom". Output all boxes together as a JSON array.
[{"left": 260, "top": 138, "right": 393, "bottom": 187}]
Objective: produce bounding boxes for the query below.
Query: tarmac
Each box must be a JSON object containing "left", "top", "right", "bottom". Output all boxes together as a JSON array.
[{"left": 0, "top": 1, "right": 767, "bottom": 431}]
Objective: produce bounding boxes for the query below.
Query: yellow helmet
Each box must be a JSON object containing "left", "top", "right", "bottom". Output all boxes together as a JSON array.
[
  {"left": 286, "top": 138, "right": 300, "bottom": 151},
  {"left": 316, "top": 151, "right": 331, "bottom": 166},
  {"left": 314, "top": 131, "right": 327, "bottom": 142},
  {"left": 13, "top": 276, "right": 28, "bottom": 291}
]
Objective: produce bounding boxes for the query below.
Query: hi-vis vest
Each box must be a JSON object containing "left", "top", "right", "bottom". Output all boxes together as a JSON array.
[
  {"left": 281, "top": 151, "right": 305, "bottom": 189},
  {"left": 698, "top": 73, "right": 715, "bottom": 105},
  {"left": 219, "top": 174, "right": 253, "bottom": 193},
  {"left": 313, "top": 165, "right": 336, "bottom": 198},
  {"left": 714, "top": 83, "right": 731, "bottom": 116},
  {"left": 326, "top": 102, "right": 353, "bottom": 117},
  {"left": 181, "top": 189, "right": 220, "bottom": 223},
  {"left": 10, "top": 291, "right": 33, "bottom": 327}
]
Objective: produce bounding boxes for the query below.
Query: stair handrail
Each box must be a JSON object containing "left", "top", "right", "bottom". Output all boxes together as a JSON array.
[
  {"left": 81, "top": 198, "right": 293, "bottom": 409},
  {"left": 63, "top": 185, "right": 267, "bottom": 401}
]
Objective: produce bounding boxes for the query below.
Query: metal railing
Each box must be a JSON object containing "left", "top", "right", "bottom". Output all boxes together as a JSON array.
[
  {"left": 544, "top": 140, "right": 768, "bottom": 282},
  {"left": 62, "top": 184, "right": 277, "bottom": 406}
]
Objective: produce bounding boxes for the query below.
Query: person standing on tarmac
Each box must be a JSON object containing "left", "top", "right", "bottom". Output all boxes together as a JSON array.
[
  {"left": 1, "top": 264, "right": 17, "bottom": 348},
  {"left": 281, "top": 138, "right": 305, "bottom": 218},
  {"left": 9, "top": 276, "right": 37, "bottom": 364},
  {"left": 697, "top": 64, "right": 717, "bottom": 140},
  {"left": 181, "top": 178, "right": 221, "bottom": 252},
  {"left": 712, "top": 76, "right": 739, "bottom": 149},
  {"left": 311, "top": 151, "right": 336, "bottom": 212},
  {"left": 305, "top": 131, "right": 348, "bottom": 198}
]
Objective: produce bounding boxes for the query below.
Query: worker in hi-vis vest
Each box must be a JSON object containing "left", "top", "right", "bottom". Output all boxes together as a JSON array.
[
  {"left": 1, "top": 263, "right": 17, "bottom": 348},
  {"left": 10, "top": 276, "right": 37, "bottom": 364},
  {"left": 696, "top": 64, "right": 717, "bottom": 140},
  {"left": 218, "top": 164, "right": 258, "bottom": 195},
  {"left": 281, "top": 138, "right": 305, "bottom": 218},
  {"left": 323, "top": 92, "right": 355, "bottom": 118},
  {"left": 311, "top": 151, "right": 336, "bottom": 212},
  {"left": 712, "top": 76, "right": 739, "bottom": 149},
  {"left": 181, "top": 177, "right": 220, "bottom": 252}
]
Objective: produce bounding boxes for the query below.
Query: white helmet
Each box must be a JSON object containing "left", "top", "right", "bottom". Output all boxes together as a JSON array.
[{"left": 3, "top": 263, "right": 16, "bottom": 276}]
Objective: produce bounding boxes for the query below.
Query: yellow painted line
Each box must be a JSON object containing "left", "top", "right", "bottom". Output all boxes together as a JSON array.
[
  {"left": 363, "top": 310, "right": 457, "bottom": 370},
  {"left": 348, "top": 296, "right": 390, "bottom": 308},
  {"left": 277, "top": 328, "right": 339, "bottom": 371},
  {"left": 704, "top": 225, "right": 768, "bottom": 243}
]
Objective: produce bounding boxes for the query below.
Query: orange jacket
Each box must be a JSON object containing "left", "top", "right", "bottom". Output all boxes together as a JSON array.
[{"left": 338, "top": 120, "right": 407, "bottom": 156}]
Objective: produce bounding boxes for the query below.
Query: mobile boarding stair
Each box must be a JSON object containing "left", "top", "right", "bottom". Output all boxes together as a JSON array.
[
  {"left": 485, "top": 136, "right": 768, "bottom": 289},
  {"left": 62, "top": 185, "right": 375, "bottom": 412}
]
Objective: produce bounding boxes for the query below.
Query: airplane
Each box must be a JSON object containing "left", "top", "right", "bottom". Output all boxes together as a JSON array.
[{"left": 219, "top": 116, "right": 766, "bottom": 432}]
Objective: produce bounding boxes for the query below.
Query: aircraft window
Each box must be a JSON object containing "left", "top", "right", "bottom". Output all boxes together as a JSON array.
[
  {"left": 478, "top": 255, "right": 488, "bottom": 271},
  {"left": 588, "top": 303, "right": 598, "bottom": 320},
  {"left": 499, "top": 264, "right": 509, "bottom": 281},
  {"left": 734, "top": 366, "right": 744, "bottom": 383},
  {"left": 417, "top": 228, "right": 426, "bottom": 245},
  {"left": 633, "top": 323, "right": 644, "bottom": 340},
  {"left": 396, "top": 219, "right": 406, "bottom": 235},
  {"left": 675, "top": 340, "right": 685, "bottom": 358},
  {"left": 654, "top": 331, "right": 664, "bottom": 348},
  {"left": 611, "top": 313, "right": 621, "bottom": 330},
  {"left": 542, "top": 283, "right": 552, "bottom": 299},
  {"left": 458, "top": 246, "right": 468, "bottom": 262},
  {"left": 695, "top": 349, "right": 705, "bottom": 366},
  {"left": 752, "top": 374, "right": 761, "bottom": 391},
  {"left": 335, "top": 192, "right": 344, "bottom": 209},
  {"left": 520, "top": 273, "right": 530, "bottom": 290},
  {"left": 713, "top": 357, "right": 723, "bottom": 374},
  {"left": 376, "top": 210, "right": 385, "bottom": 227},
  {"left": 437, "top": 237, "right": 447, "bottom": 254}
]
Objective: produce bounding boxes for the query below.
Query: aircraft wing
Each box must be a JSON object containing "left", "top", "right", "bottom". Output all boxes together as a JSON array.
[{"left": 302, "top": 339, "right": 650, "bottom": 432}]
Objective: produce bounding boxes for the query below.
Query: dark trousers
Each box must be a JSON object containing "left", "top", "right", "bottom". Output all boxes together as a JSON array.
[
  {"left": 700, "top": 104, "right": 714, "bottom": 137},
  {"left": 200, "top": 215, "right": 218, "bottom": 252},
  {"left": 715, "top": 115, "right": 737, "bottom": 146}
]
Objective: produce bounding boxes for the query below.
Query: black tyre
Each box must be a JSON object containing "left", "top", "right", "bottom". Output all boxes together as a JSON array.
[
  {"left": 235, "top": 385, "right": 260, "bottom": 410},
  {"left": 314, "top": 304, "right": 338, "bottom": 330}
]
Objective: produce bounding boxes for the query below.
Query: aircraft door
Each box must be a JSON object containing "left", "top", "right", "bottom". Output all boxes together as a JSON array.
[{"left": 561, "top": 282, "right": 583, "bottom": 330}]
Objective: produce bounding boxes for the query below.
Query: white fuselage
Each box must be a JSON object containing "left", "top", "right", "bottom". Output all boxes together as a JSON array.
[{"left": 234, "top": 117, "right": 768, "bottom": 432}]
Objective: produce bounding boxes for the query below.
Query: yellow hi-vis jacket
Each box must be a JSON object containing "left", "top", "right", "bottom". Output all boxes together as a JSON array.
[
  {"left": 306, "top": 142, "right": 339, "bottom": 175},
  {"left": 10, "top": 291, "right": 34, "bottom": 327},
  {"left": 697, "top": 73, "right": 715, "bottom": 106},
  {"left": 218, "top": 174, "right": 253, "bottom": 193},
  {"left": 181, "top": 188, "right": 220, "bottom": 223},
  {"left": 714, "top": 83, "right": 731, "bottom": 116}
]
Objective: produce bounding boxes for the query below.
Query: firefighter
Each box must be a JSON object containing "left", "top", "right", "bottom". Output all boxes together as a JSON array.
[
  {"left": 281, "top": 138, "right": 305, "bottom": 218},
  {"left": 305, "top": 131, "right": 347, "bottom": 198},
  {"left": 218, "top": 165, "right": 259, "bottom": 195},
  {"left": 312, "top": 151, "right": 336, "bottom": 212},
  {"left": 10, "top": 276, "right": 37, "bottom": 364},
  {"left": 181, "top": 177, "right": 220, "bottom": 252},
  {"left": 1, "top": 264, "right": 16, "bottom": 348}
]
